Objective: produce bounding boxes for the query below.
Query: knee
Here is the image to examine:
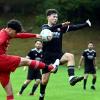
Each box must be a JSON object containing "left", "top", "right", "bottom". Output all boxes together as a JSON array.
[
  {"left": 36, "top": 79, "right": 41, "bottom": 84},
  {"left": 42, "top": 79, "right": 48, "bottom": 85},
  {"left": 93, "top": 75, "right": 96, "bottom": 79},
  {"left": 68, "top": 53, "right": 74, "bottom": 58},
  {"left": 84, "top": 75, "right": 88, "bottom": 79},
  {"left": 24, "top": 80, "right": 31, "bottom": 84},
  {"left": 20, "top": 57, "right": 30, "bottom": 66},
  {"left": 65, "top": 53, "right": 74, "bottom": 61}
]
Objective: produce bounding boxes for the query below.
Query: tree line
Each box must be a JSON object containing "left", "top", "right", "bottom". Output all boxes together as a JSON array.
[{"left": 0, "top": 0, "right": 100, "bottom": 24}]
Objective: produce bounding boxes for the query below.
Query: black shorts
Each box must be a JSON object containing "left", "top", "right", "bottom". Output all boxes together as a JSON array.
[
  {"left": 84, "top": 66, "right": 96, "bottom": 74},
  {"left": 42, "top": 52, "right": 64, "bottom": 74},
  {"left": 27, "top": 67, "right": 41, "bottom": 80}
]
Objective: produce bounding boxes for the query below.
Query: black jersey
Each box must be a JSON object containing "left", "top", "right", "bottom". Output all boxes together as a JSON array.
[
  {"left": 41, "top": 24, "right": 68, "bottom": 53},
  {"left": 27, "top": 48, "right": 42, "bottom": 79},
  {"left": 82, "top": 49, "right": 96, "bottom": 67},
  {"left": 27, "top": 48, "right": 43, "bottom": 61},
  {"left": 41, "top": 22, "right": 88, "bottom": 53}
]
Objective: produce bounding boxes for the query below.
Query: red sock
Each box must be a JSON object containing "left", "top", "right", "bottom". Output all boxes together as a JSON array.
[
  {"left": 30, "top": 60, "right": 54, "bottom": 71},
  {"left": 30, "top": 60, "right": 46, "bottom": 69},
  {"left": 48, "top": 65, "right": 54, "bottom": 71},
  {"left": 7, "top": 95, "right": 14, "bottom": 100}
]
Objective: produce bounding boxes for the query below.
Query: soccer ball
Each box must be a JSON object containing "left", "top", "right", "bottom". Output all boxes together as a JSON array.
[{"left": 40, "top": 29, "right": 53, "bottom": 42}]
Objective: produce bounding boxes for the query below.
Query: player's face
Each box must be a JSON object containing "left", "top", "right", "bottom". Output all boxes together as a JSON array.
[
  {"left": 88, "top": 43, "right": 94, "bottom": 50},
  {"left": 47, "top": 13, "right": 58, "bottom": 25},
  {"left": 35, "top": 41, "right": 43, "bottom": 49},
  {"left": 8, "top": 28, "right": 17, "bottom": 38}
]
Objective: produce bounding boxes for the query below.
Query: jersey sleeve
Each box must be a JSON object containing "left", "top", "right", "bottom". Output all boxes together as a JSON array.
[
  {"left": 27, "top": 51, "right": 33, "bottom": 58},
  {"left": 0, "top": 33, "right": 8, "bottom": 45},
  {"left": 82, "top": 51, "right": 86, "bottom": 57},
  {"left": 66, "top": 22, "right": 88, "bottom": 32},
  {"left": 94, "top": 51, "right": 96, "bottom": 57},
  {"left": 15, "top": 33, "right": 38, "bottom": 38},
  {"left": 60, "top": 25, "right": 69, "bottom": 33},
  {"left": 41, "top": 24, "right": 49, "bottom": 30}
]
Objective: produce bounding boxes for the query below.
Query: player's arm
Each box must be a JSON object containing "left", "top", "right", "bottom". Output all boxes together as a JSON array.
[
  {"left": 93, "top": 51, "right": 97, "bottom": 69},
  {"left": 78, "top": 56, "right": 84, "bottom": 69},
  {"left": 49, "top": 21, "right": 70, "bottom": 31},
  {"left": 15, "top": 33, "right": 41, "bottom": 39},
  {"left": 61, "top": 19, "right": 91, "bottom": 33},
  {"left": 93, "top": 57, "right": 96, "bottom": 66}
]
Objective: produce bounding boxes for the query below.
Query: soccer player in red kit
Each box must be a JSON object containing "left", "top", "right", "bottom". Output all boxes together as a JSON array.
[{"left": 0, "top": 19, "right": 59, "bottom": 100}]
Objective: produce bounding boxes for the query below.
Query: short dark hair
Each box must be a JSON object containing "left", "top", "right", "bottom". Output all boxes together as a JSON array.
[
  {"left": 88, "top": 42, "right": 93, "bottom": 44},
  {"left": 35, "top": 40, "right": 43, "bottom": 44},
  {"left": 46, "top": 9, "right": 58, "bottom": 16},
  {"left": 7, "top": 19, "right": 23, "bottom": 33}
]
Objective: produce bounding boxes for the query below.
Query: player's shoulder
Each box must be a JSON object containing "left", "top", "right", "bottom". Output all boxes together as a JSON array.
[
  {"left": 41, "top": 24, "right": 50, "bottom": 30},
  {"left": 92, "top": 49, "right": 96, "bottom": 53},
  {"left": 31, "top": 48, "right": 42, "bottom": 53},
  {"left": 84, "top": 49, "right": 96, "bottom": 53},
  {"left": 84, "top": 49, "right": 88, "bottom": 52},
  {"left": 30, "top": 48, "right": 36, "bottom": 52}
]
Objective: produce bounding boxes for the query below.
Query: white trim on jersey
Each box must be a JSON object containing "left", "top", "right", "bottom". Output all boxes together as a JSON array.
[
  {"left": 84, "top": 49, "right": 96, "bottom": 53},
  {"left": 66, "top": 25, "right": 69, "bottom": 32},
  {"left": 31, "top": 48, "right": 42, "bottom": 53}
]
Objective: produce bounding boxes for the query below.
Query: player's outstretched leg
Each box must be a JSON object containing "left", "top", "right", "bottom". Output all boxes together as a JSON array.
[
  {"left": 19, "top": 58, "right": 59, "bottom": 73},
  {"left": 69, "top": 76, "right": 84, "bottom": 86},
  {"left": 50, "top": 59, "right": 60, "bottom": 73},
  {"left": 60, "top": 53, "right": 83, "bottom": 86}
]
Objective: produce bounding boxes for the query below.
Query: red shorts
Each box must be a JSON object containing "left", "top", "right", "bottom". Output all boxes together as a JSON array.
[
  {"left": 0, "top": 54, "right": 21, "bottom": 87},
  {"left": 0, "top": 54, "right": 21, "bottom": 72},
  {"left": 0, "top": 72, "right": 10, "bottom": 88}
]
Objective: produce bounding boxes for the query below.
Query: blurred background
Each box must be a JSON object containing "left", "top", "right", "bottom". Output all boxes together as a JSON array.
[{"left": 0, "top": 0, "right": 100, "bottom": 67}]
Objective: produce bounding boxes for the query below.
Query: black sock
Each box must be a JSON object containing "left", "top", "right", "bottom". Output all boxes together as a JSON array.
[
  {"left": 68, "top": 66, "right": 75, "bottom": 76},
  {"left": 84, "top": 79, "right": 87, "bottom": 89},
  {"left": 39, "top": 83, "right": 47, "bottom": 100},
  {"left": 39, "top": 96, "right": 44, "bottom": 100},
  {"left": 92, "top": 77, "right": 96, "bottom": 85},
  {"left": 31, "top": 84, "right": 38, "bottom": 94},
  {"left": 19, "top": 84, "right": 28, "bottom": 94}
]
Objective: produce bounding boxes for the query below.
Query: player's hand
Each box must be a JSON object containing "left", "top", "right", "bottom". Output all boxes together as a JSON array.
[
  {"left": 62, "top": 21, "right": 70, "bottom": 27},
  {"left": 78, "top": 66, "right": 81, "bottom": 70},
  {"left": 23, "top": 66, "right": 27, "bottom": 71},
  {"left": 95, "top": 66, "right": 98, "bottom": 70},
  {"left": 36, "top": 34, "right": 42, "bottom": 38}
]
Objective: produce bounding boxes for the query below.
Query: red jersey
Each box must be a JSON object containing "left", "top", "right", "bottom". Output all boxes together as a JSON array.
[
  {"left": 0, "top": 29, "right": 10, "bottom": 55},
  {"left": 0, "top": 29, "right": 37, "bottom": 55}
]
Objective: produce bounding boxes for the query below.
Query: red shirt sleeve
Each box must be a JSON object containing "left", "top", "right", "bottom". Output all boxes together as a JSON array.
[{"left": 15, "top": 33, "right": 38, "bottom": 39}]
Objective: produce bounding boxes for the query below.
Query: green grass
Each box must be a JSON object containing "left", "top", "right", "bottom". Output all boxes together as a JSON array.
[
  {"left": 0, "top": 18, "right": 100, "bottom": 100},
  {"left": 0, "top": 67, "right": 100, "bottom": 100}
]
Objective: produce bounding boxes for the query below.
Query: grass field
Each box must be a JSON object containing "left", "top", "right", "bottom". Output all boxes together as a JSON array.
[
  {"left": 0, "top": 18, "right": 100, "bottom": 100},
  {"left": 0, "top": 67, "right": 100, "bottom": 100}
]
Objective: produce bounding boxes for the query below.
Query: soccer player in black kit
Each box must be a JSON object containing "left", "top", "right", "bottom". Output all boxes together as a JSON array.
[
  {"left": 39, "top": 9, "right": 92, "bottom": 100},
  {"left": 78, "top": 42, "right": 96, "bottom": 90},
  {"left": 18, "top": 40, "right": 43, "bottom": 96}
]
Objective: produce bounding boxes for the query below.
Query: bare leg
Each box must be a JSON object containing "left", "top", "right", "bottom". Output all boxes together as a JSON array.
[
  {"left": 60, "top": 52, "right": 83, "bottom": 86},
  {"left": 4, "top": 81, "right": 14, "bottom": 100},
  {"left": 39, "top": 72, "right": 51, "bottom": 100},
  {"left": 18, "top": 57, "right": 59, "bottom": 73}
]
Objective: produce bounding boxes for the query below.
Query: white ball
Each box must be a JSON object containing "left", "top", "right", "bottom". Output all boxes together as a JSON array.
[{"left": 40, "top": 29, "right": 53, "bottom": 42}]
